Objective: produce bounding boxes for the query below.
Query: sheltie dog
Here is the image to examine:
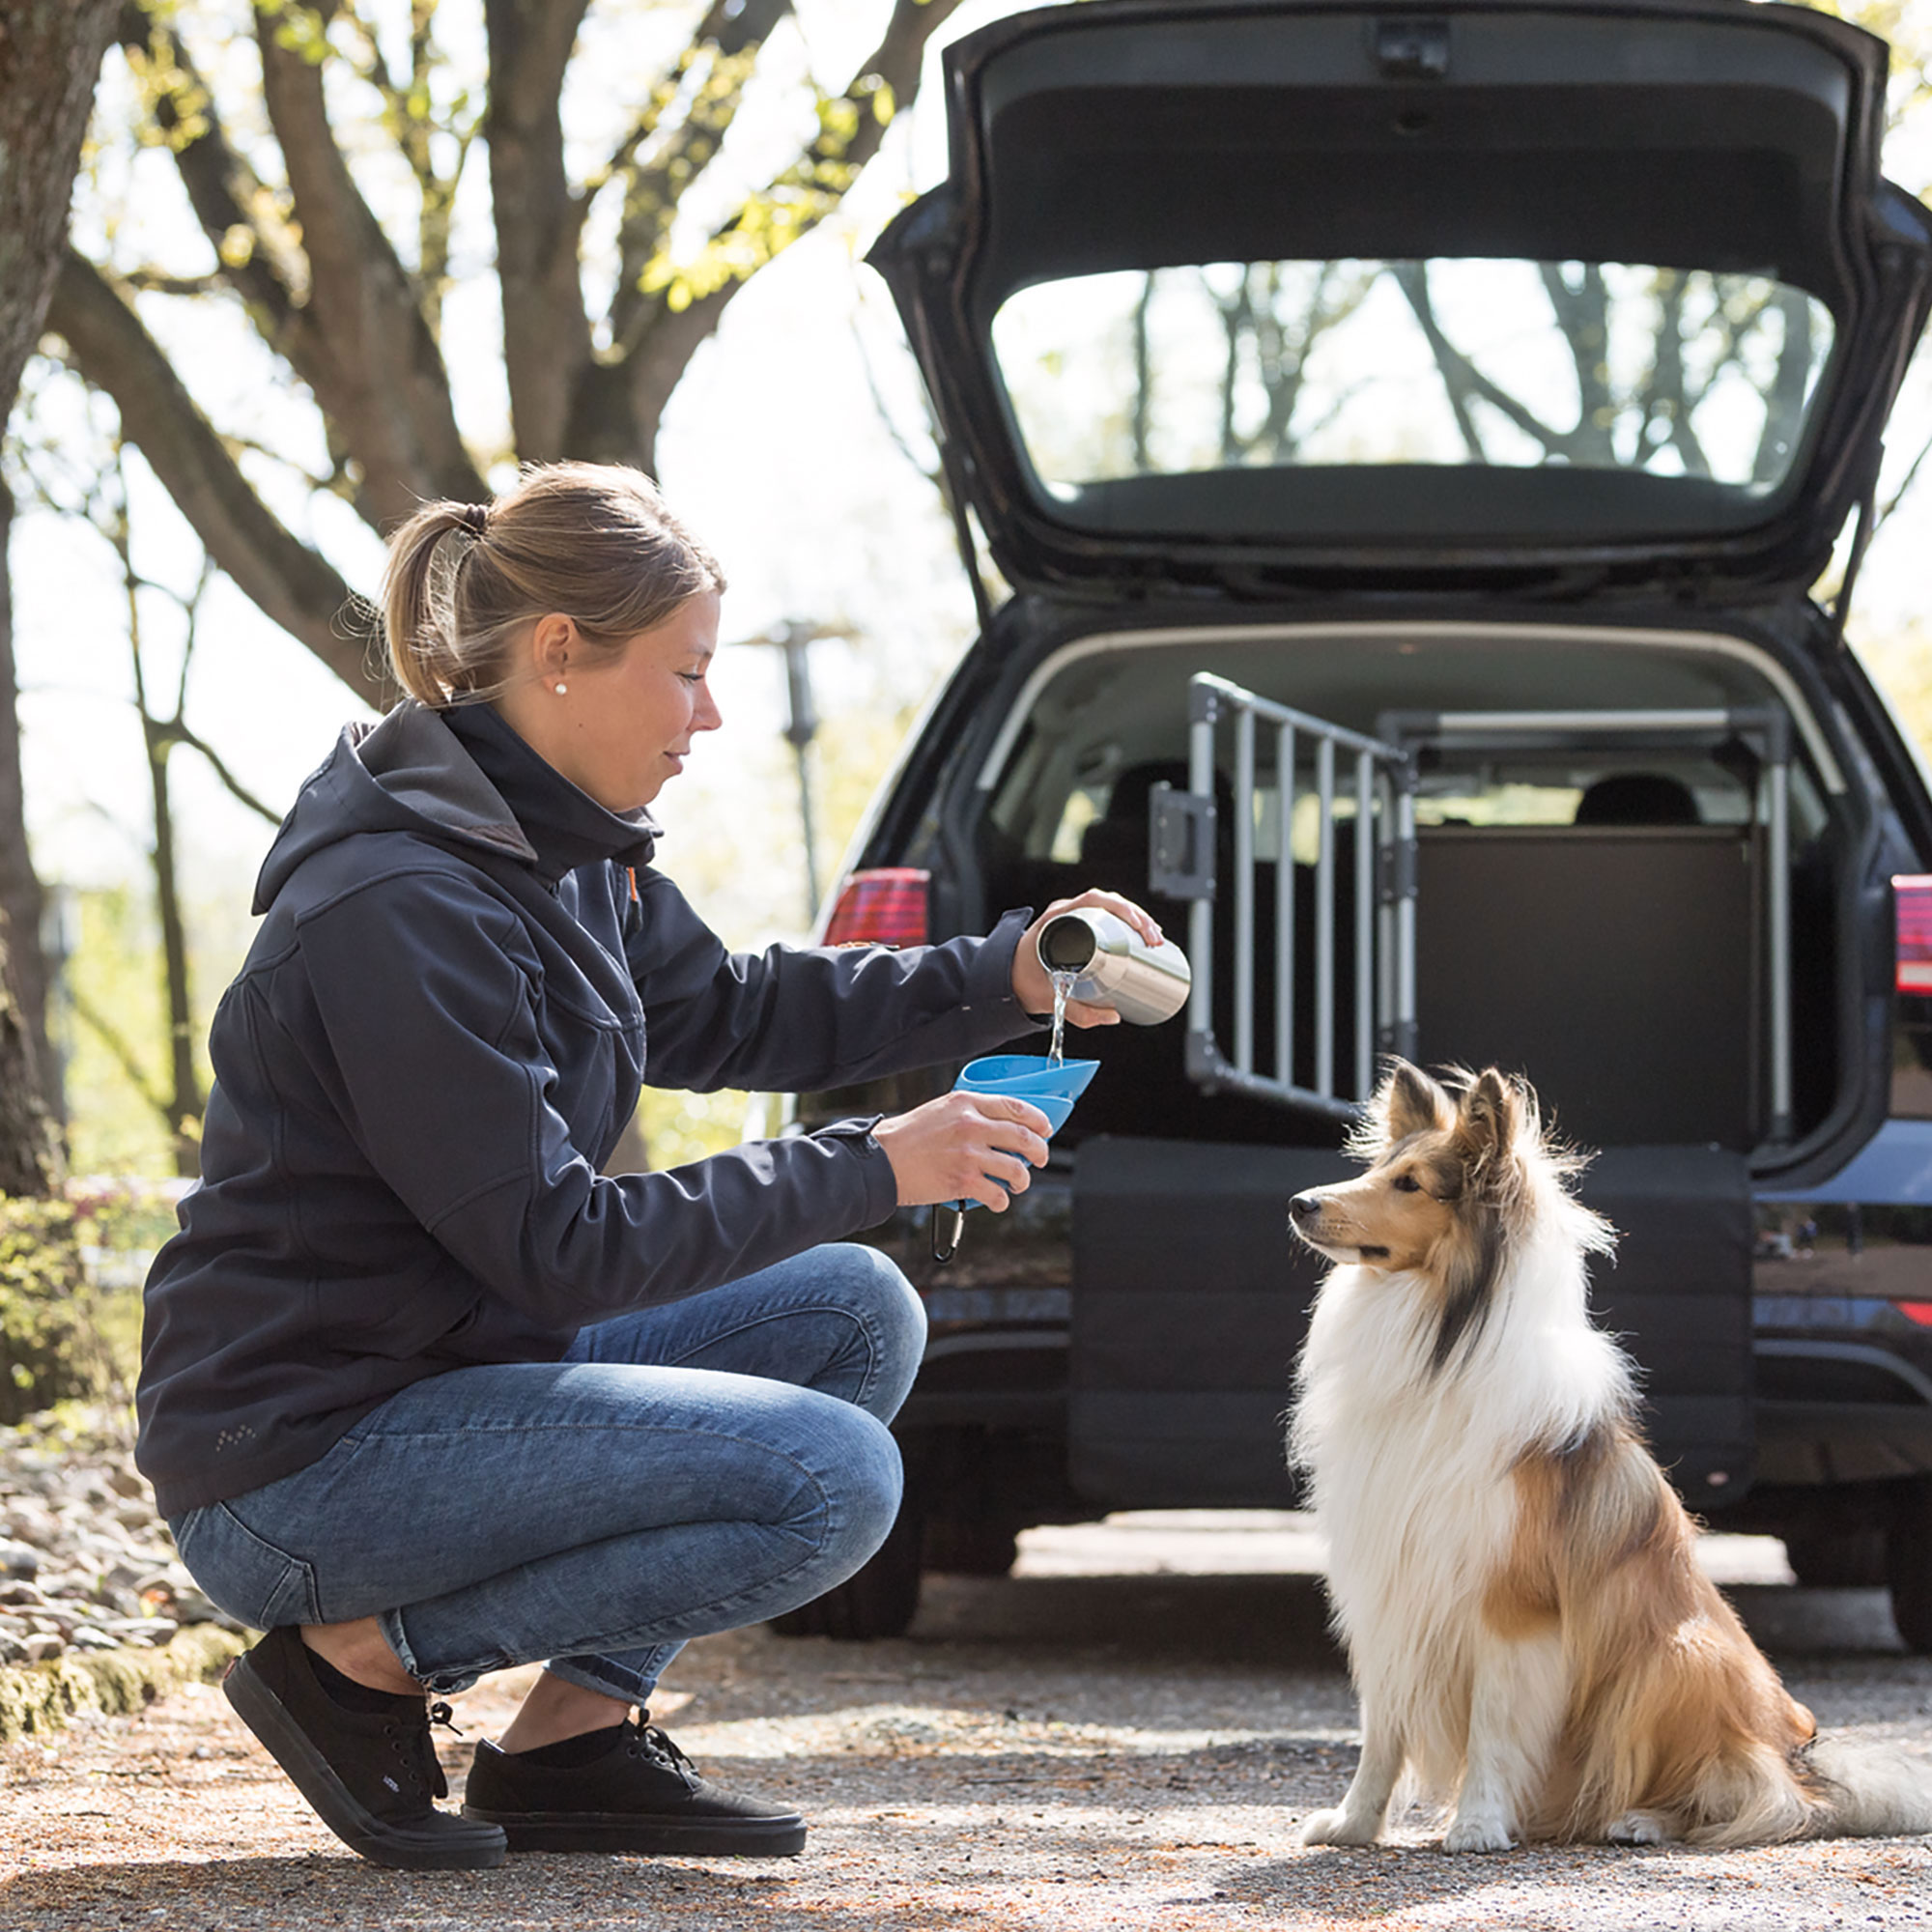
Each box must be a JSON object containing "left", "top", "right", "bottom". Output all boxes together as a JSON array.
[{"left": 1287, "top": 1061, "right": 1932, "bottom": 1852}]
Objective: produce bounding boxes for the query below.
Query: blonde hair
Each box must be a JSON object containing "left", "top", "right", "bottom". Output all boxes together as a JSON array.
[{"left": 381, "top": 463, "right": 725, "bottom": 706}]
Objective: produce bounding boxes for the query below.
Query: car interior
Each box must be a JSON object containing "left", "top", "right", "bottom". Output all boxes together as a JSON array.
[{"left": 974, "top": 625, "right": 1844, "bottom": 1159}]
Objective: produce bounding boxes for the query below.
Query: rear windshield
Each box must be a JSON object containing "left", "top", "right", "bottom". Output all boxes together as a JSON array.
[{"left": 990, "top": 260, "right": 1834, "bottom": 532}]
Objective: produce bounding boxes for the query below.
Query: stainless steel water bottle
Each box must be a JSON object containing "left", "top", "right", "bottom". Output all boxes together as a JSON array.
[{"left": 1037, "top": 908, "right": 1191, "bottom": 1025}]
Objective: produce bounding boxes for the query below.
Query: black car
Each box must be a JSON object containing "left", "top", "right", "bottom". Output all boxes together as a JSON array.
[{"left": 768, "top": 0, "right": 1932, "bottom": 1648}]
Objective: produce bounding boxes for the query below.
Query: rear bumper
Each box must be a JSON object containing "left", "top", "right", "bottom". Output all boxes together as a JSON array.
[
  {"left": 1754, "top": 1400, "right": 1932, "bottom": 1486},
  {"left": 876, "top": 1140, "right": 1932, "bottom": 1513}
]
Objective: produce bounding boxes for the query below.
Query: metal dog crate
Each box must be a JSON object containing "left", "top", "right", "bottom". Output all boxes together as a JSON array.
[{"left": 1151, "top": 672, "right": 1793, "bottom": 1150}]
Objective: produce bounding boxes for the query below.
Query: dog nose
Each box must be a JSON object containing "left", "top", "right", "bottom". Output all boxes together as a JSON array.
[{"left": 1290, "top": 1193, "right": 1320, "bottom": 1221}]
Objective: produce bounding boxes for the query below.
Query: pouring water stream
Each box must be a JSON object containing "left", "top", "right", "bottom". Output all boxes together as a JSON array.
[{"left": 1048, "top": 968, "right": 1078, "bottom": 1066}]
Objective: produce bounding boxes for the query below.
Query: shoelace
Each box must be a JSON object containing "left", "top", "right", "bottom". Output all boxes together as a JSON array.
[
  {"left": 422, "top": 1700, "right": 464, "bottom": 1799},
  {"left": 628, "top": 1720, "right": 700, "bottom": 1789},
  {"left": 377, "top": 1699, "right": 463, "bottom": 1803}
]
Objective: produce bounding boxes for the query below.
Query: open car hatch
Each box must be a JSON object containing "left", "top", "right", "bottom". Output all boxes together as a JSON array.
[{"left": 868, "top": 0, "right": 1932, "bottom": 602}]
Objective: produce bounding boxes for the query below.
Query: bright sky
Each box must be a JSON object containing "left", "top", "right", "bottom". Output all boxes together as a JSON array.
[{"left": 12, "top": 0, "right": 1932, "bottom": 954}]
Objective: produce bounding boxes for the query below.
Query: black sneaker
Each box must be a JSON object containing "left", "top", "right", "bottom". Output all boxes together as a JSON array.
[
  {"left": 221, "top": 1625, "right": 508, "bottom": 1870},
  {"left": 463, "top": 1715, "right": 807, "bottom": 1856}
]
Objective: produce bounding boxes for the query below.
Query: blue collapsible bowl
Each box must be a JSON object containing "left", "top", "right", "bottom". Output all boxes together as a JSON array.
[{"left": 952, "top": 1053, "right": 1098, "bottom": 1207}]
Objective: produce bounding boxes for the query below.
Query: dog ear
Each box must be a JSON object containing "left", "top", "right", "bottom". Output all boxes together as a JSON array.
[
  {"left": 1382, "top": 1060, "right": 1451, "bottom": 1142},
  {"left": 1454, "top": 1068, "right": 1520, "bottom": 1166}
]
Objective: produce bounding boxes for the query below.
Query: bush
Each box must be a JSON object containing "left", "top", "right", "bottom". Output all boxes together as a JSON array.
[{"left": 0, "top": 1197, "right": 105, "bottom": 1425}]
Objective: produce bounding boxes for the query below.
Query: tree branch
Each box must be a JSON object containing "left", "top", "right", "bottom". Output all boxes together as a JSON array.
[
  {"left": 256, "top": 2, "right": 486, "bottom": 526},
  {"left": 1635, "top": 270, "right": 1712, "bottom": 480},
  {"left": 116, "top": 6, "right": 311, "bottom": 345},
  {"left": 66, "top": 982, "right": 167, "bottom": 1120},
  {"left": 611, "top": 0, "right": 967, "bottom": 471},
  {"left": 608, "top": 2, "right": 791, "bottom": 358},
  {"left": 119, "top": 269, "right": 228, "bottom": 298},
  {"left": 1876, "top": 425, "right": 1932, "bottom": 536},
  {"left": 1538, "top": 262, "right": 1616, "bottom": 465},
  {"left": 175, "top": 722, "right": 285, "bottom": 825},
  {"left": 485, "top": 0, "right": 595, "bottom": 461},
  {"left": 331, "top": 0, "right": 482, "bottom": 335},
  {"left": 1390, "top": 263, "right": 1494, "bottom": 462},
  {"left": 46, "top": 246, "right": 387, "bottom": 706}
]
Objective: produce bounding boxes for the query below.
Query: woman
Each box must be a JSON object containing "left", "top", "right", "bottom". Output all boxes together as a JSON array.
[{"left": 134, "top": 463, "right": 1157, "bottom": 1871}]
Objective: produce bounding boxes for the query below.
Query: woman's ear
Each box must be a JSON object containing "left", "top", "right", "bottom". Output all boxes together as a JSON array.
[{"left": 528, "top": 612, "right": 577, "bottom": 691}]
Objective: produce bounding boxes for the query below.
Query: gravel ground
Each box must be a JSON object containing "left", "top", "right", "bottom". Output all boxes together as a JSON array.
[
  {"left": 0, "top": 1410, "right": 240, "bottom": 1673},
  {"left": 3, "top": 1515, "right": 1930, "bottom": 1931}
]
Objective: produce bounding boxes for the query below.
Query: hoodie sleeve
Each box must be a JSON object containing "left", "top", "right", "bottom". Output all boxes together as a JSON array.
[
  {"left": 625, "top": 869, "right": 1041, "bottom": 1094},
  {"left": 295, "top": 871, "right": 903, "bottom": 1324}
]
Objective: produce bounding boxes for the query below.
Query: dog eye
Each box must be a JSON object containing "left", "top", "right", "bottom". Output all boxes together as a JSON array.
[{"left": 1391, "top": 1173, "right": 1422, "bottom": 1194}]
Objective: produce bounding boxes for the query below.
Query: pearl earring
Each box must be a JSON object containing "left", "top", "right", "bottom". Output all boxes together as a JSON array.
[{"left": 554, "top": 680, "right": 569, "bottom": 696}]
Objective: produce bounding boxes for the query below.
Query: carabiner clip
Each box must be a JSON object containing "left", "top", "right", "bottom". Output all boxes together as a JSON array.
[{"left": 930, "top": 1202, "right": 965, "bottom": 1264}]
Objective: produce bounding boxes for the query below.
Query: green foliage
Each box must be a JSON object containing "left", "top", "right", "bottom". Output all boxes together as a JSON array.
[
  {"left": 67, "top": 1173, "right": 183, "bottom": 1259},
  {"left": 636, "top": 1086, "right": 756, "bottom": 1173},
  {"left": 0, "top": 1175, "right": 183, "bottom": 1428},
  {"left": 56, "top": 884, "right": 234, "bottom": 1180},
  {"left": 68, "top": 1175, "right": 185, "bottom": 1395},
  {"left": 0, "top": 1198, "right": 101, "bottom": 1426},
  {"left": 814, "top": 703, "right": 923, "bottom": 877}
]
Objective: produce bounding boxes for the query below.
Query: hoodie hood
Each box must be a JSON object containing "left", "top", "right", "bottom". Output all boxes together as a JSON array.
[{"left": 254, "top": 701, "right": 659, "bottom": 915}]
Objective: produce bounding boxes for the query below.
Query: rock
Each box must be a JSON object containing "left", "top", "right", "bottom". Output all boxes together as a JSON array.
[
  {"left": 0, "top": 1405, "right": 238, "bottom": 1677},
  {"left": 164, "top": 1583, "right": 225, "bottom": 1626},
  {"left": 115, "top": 1618, "right": 179, "bottom": 1647},
  {"left": 4, "top": 1503, "right": 56, "bottom": 1543}
]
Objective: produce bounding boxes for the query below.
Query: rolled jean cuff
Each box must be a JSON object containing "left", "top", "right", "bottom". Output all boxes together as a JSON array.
[
  {"left": 382, "top": 1605, "right": 675, "bottom": 1706},
  {"left": 380, "top": 1606, "right": 488, "bottom": 1696},
  {"left": 543, "top": 1640, "right": 679, "bottom": 1707}
]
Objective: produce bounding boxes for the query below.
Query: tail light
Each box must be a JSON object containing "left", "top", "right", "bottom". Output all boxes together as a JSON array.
[
  {"left": 823, "top": 868, "right": 930, "bottom": 947},
  {"left": 1895, "top": 876, "right": 1932, "bottom": 993},
  {"left": 1896, "top": 1302, "right": 1932, "bottom": 1327}
]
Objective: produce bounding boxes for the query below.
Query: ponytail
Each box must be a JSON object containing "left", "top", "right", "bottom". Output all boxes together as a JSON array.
[{"left": 379, "top": 465, "right": 724, "bottom": 707}]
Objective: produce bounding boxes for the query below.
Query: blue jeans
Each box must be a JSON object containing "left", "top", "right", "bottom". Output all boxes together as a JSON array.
[{"left": 168, "top": 1243, "right": 923, "bottom": 1704}]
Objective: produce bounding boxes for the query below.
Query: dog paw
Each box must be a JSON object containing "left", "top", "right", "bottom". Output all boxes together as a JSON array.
[
  {"left": 1442, "top": 1813, "right": 1516, "bottom": 1854},
  {"left": 1299, "top": 1807, "right": 1380, "bottom": 1847},
  {"left": 1606, "top": 1811, "right": 1667, "bottom": 1846}
]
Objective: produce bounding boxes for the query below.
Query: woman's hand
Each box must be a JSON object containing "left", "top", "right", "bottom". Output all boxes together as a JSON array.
[
  {"left": 1010, "top": 889, "right": 1167, "bottom": 1026},
  {"left": 871, "top": 1091, "right": 1053, "bottom": 1210}
]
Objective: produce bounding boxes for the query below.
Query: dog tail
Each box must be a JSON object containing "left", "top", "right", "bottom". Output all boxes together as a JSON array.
[{"left": 1805, "top": 1738, "right": 1932, "bottom": 1838}]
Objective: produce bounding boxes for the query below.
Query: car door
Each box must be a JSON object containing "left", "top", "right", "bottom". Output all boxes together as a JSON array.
[{"left": 869, "top": 0, "right": 1932, "bottom": 608}]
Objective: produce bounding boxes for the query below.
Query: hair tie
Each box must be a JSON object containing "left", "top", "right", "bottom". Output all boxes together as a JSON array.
[{"left": 456, "top": 500, "right": 490, "bottom": 537}]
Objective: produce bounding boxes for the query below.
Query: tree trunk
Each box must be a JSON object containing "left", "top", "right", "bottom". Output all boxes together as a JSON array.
[
  {"left": 0, "top": 0, "right": 122, "bottom": 1197},
  {"left": 0, "top": 915, "right": 54, "bottom": 1196},
  {"left": 0, "top": 2, "right": 118, "bottom": 410},
  {"left": 142, "top": 715, "right": 202, "bottom": 1179},
  {"left": 0, "top": 484, "right": 50, "bottom": 1112}
]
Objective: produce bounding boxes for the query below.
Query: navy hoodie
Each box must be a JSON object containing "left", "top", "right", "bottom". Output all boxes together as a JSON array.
[{"left": 135, "top": 701, "right": 1036, "bottom": 1519}]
